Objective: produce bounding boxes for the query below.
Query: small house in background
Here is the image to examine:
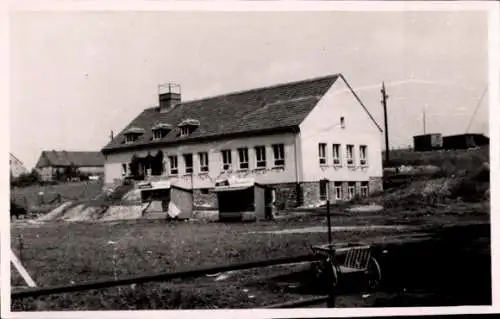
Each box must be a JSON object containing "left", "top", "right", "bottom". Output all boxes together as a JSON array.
[
  {"left": 413, "top": 134, "right": 443, "bottom": 152},
  {"left": 35, "top": 150, "right": 105, "bottom": 181},
  {"left": 10, "top": 153, "right": 28, "bottom": 178},
  {"left": 214, "top": 177, "right": 273, "bottom": 222},
  {"left": 442, "top": 134, "right": 489, "bottom": 150},
  {"left": 139, "top": 180, "right": 193, "bottom": 220}
]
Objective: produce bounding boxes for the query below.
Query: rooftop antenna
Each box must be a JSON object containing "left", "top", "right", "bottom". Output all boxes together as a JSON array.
[{"left": 158, "top": 82, "right": 181, "bottom": 95}]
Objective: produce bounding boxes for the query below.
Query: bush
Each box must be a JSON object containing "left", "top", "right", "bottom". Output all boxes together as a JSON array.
[
  {"left": 384, "top": 147, "right": 489, "bottom": 177},
  {"left": 11, "top": 170, "right": 41, "bottom": 188},
  {"left": 449, "top": 165, "right": 490, "bottom": 202}
]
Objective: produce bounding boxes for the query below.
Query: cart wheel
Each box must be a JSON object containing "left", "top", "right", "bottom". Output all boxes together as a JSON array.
[
  {"left": 366, "top": 256, "right": 382, "bottom": 290},
  {"left": 310, "top": 258, "right": 339, "bottom": 291}
]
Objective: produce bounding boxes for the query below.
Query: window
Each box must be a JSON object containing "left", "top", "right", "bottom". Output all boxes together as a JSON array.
[
  {"left": 153, "top": 130, "right": 164, "bottom": 140},
  {"left": 332, "top": 144, "right": 341, "bottom": 165},
  {"left": 180, "top": 126, "right": 190, "bottom": 137},
  {"left": 125, "top": 134, "right": 138, "bottom": 144},
  {"left": 183, "top": 154, "right": 193, "bottom": 174},
  {"left": 340, "top": 116, "right": 345, "bottom": 128},
  {"left": 238, "top": 148, "right": 249, "bottom": 170},
  {"left": 272, "top": 144, "right": 285, "bottom": 167},
  {"left": 360, "top": 181, "right": 369, "bottom": 197},
  {"left": 359, "top": 145, "right": 368, "bottom": 166},
  {"left": 168, "top": 155, "right": 178, "bottom": 175},
  {"left": 255, "top": 146, "right": 266, "bottom": 168},
  {"left": 221, "top": 150, "right": 232, "bottom": 171},
  {"left": 318, "top": 143, "right": 327, "bottom": 165},
  {"left": 319, "top": 179, "right": 329, "bottom": 201},
  {"left": 199, "top": 152, "right": 209, "bottom": 173},
  {"left": 347, "top": 182, "right": 355, "bottom": 200},
  {"left": 346, "top": 144, "right": 354, "bottom": 166},
  {"left": 334, "top": 182, "right": 343, "bottom": 200},
  {"left": 201, "top": 188, "right": 209, "bottom": 195}
]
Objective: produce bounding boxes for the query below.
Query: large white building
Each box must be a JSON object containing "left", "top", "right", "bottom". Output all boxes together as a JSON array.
[{"left": 101, "top": 74, "right": 383, "bottom": 208}]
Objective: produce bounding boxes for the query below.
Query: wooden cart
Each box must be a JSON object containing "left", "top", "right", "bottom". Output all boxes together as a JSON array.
[{"left": 310, "top": 242, "right": 382, "bottom": 291}]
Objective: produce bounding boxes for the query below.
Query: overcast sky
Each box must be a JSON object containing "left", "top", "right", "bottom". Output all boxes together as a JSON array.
[{"left": 10, "top": 10, "right": 489, "bottom": 169}]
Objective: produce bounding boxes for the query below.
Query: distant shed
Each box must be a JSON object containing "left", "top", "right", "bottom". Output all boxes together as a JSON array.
[
  {"left": 214, "top": 177, "right": 273, "bottom": 222},
  {"left": 139, "top": 181, "right": 193, "bottom": 220},
  {"left": 442, "top": 134, "right": 489, "bottom": 150},
  {"left": 413, "top": 134, "right": 443, "bottom": 152}
]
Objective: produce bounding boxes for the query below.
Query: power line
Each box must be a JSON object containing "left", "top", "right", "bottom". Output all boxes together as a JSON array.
[{"left": 465, "top": 86, "right": 488, "bottom": 133}]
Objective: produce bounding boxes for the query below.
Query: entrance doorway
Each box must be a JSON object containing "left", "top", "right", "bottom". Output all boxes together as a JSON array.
[{"left": 319, "top": 179, "right": 329, "bottom": 201}]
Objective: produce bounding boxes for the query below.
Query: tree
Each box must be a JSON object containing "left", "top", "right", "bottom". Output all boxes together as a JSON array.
[{"left": 11, "top": 169, "right": 41, "bottom": 188}]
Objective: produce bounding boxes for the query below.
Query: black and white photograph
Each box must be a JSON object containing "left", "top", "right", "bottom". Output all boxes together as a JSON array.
[{"left": 3, "top": 1, "right": 499, "bottom": 317}]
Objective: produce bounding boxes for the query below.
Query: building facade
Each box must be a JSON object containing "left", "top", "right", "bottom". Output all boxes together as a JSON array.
[
  {"left": 35, "top": 150, "right": 105, "bottom": 181},
  {"left": 413, "top": 134, "right": 443, "bottom": 152},
  {"left": 442, "top": 133, "right": 489, "bottom": 150},
  {"left": 101, "top": 74, "right": 383, "bottom": 208}
]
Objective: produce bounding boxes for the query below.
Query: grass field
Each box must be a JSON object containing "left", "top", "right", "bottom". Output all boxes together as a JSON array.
[
  {"left": 11, "top": 200, "right": 490, "bottom": 310},
  {"left": 10, "top": 147, "right": 491, "bottom": 310}
]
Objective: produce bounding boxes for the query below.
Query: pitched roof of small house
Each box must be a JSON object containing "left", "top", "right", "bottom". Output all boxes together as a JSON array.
[
  {"left": 9, "top": 153, "right": 24, "bottom": 165},
  {"left": 35, "top": 150, "right": 105, "bottom": 168},
  {"left": 102, "top": 74, "right": 381, "bottom": 154}
]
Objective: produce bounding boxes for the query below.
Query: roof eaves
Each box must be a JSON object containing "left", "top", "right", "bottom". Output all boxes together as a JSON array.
[
  {"left": 102, "top": 126, "right": 300, "bottom": 155},
  {"left": 339, "top": 74, "right": 383, "bottom": 133}
]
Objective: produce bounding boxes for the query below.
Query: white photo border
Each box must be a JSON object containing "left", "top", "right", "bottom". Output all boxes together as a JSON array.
[{"left": 1, "top": 1, "right": 499, "bottom": 318}]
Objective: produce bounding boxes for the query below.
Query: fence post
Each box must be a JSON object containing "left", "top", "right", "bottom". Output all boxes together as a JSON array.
[
  {"left": 18, "top": 233, "right": 24, "bottom": 265},
  {"left": 326, "top": 199, "right": 332, "bottom": 245},
  {"left": 326, "top": 284, "right": 336, "bottom": 307},
  {"left": 325, "top": 255, "right": 336, "bottom": 308}
]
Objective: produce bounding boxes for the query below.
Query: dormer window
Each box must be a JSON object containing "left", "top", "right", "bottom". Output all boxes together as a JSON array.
[
  {"left": 178, "top": 118, "right": 200, "bottom": 137},
  {"left": 152, "top": 123, "right": 172, "bottom": 141},
  {"left": 124, "top": 127, "right": 145, "bottom": 144},
  {"left": 180, "top": 126, "right": 190, "bottom": 137},
  {"left": 125, "top": 134, "right": 139, "bottom": 144}
]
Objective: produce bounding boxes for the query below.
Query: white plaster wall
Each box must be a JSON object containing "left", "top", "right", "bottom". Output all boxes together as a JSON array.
[
  {"left": 78, "top": 166, "right": 104, "bottom": 174},
  {"left": 104, "top": 132, "right": 298, "bottom": 188},
  {"left": 299, "top": 76, "right": 383, "bottom": 182}
]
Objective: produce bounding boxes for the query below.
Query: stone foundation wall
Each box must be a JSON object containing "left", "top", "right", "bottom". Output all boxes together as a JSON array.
[
  {"left": 193, "top": 188, "right": 217, "bottom": 208},
  {"left": 301, "top": 182, "right": 320, "bottom": 207},
  {"left": 267, "top": 183, "right": 300, "bottom": 210},
  {"left": 369, "top": 176, "right": 383, "bottom": 194}
]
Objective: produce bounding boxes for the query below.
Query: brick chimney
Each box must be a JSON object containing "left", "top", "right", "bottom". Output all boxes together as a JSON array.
[{"left": 158, "top": 83, "right": 181, "bottom": 113}]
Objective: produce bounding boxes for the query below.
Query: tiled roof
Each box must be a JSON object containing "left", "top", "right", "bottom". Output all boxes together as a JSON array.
[
  {"left": 36, "top": 151, "right": 105, "bottom": 168},
  {"left": 102, "top": 74, "right": 341, "bottom": 153}
]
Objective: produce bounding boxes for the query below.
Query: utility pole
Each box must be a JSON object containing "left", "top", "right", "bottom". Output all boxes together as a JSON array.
[
  {"left": 110, "top": 130, "right": 114, "bottom": 142},
  {"left": 423, "top": 106, "right": 426, "bottom": 135},
  {"left": 381, "top": 82, "right": 390, "bottom": 164}
]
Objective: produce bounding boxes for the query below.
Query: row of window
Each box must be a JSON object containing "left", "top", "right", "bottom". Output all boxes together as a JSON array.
[
  {"left": 126, "top": 120, "right": 201, "bottom": 144},
  {"left": 158, "top": 144, "right": 286, "bottom": 176},
  {"left": 318, "top": 143, "right": 368, "bottom": 167},
  {"left": 319, "top": 181, "right": 369, "bottom": 201}
]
